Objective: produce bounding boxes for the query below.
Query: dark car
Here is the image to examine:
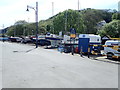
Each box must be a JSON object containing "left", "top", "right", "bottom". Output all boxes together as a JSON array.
[
  {"left": 21, "top": 37, "right": 32, "bottom": 44},
  {"left": 74, "top": 47, "right": 79, "bottom": 53},
  {"left": 64, "top": 46, "right": 72, "bottom": 53},
  {"left": 38, "top": 39, "right": 51, "bottom": 46},
  {"left": 58, "top": 45, "right": 64, "bottom": 52},
  {"left": 0, "top": 37, "right": 9, "bottom": 41},
  {"left": 9, "top": 37, "right": 20, "bottom": 42}
]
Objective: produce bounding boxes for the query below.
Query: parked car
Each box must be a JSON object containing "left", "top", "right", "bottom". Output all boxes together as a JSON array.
[
  {"left": 92, "top": 46, "right": 101, "bottom": 53},
  {"left": 58, "top": 45, "right": 64, "bottom": 52},
  {"left": 74, "top": 47, "right": 79, "bottom": 53},
  {"left": 58, "top": 44, "right": 79, "bottom": 53},
  {"left": 104, "top": 40, "right": 120, "bottom": 59},
  {"left": 0, "top": 36, "right": 9, "bottom": 41},
  {"left": 9, "top": 37, "right": 20, "bottom": 42},
  {"left": 21, "top": 36, "right": 33, "bottom": 44},
  {"left": 64, "top": 46, "right": 72, "bottom": 53},
  {"left": 37, "top": 39, "right": 51, "bottom": 46},
  {"left": 73, "top": 44, "right": 79, "bottom": 53},
  {"left": 16, "top": 37, "right": 22, "bottom": 42}
]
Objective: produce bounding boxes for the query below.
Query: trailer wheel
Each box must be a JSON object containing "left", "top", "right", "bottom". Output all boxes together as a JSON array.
[{"left": 107, "top": 53, "right": 113, "bottom": 59}]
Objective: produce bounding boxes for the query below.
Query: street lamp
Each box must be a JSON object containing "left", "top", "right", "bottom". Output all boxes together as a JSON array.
[{"left": 26, "top": 2, "right": 38, "bottom": 48}]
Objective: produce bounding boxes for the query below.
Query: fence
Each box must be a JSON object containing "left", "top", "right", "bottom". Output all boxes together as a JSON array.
[{"left": 83, "top": 44, "right": 120, "bottom": 59}]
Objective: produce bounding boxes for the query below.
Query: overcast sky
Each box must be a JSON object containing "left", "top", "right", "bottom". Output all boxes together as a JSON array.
[{"left": 0, "top": 0, "right": 119, "bottom": 29}]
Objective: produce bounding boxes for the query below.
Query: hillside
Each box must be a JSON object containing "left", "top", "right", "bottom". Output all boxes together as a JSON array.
[
  {"left": 6, "top": 8, "right": 118, "bottom": 37},
  {"left": 39, "top": 8, "right": 115, "bottom": 35}
]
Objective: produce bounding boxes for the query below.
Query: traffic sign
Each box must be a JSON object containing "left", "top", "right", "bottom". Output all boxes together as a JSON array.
[{"left": 70, "top": 28, "right": 76, "bottom": 38}]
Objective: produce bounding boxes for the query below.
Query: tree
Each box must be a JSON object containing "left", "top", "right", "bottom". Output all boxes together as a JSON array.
[
  {"left": 98, "top": 20, "right": 120, "bottom": 38},
  {"left": 6, "top": 9, "right": 117, "bottom": 37},
  {"left": 53, "top": 9, "right": 84, "bottom": 34},
  {"left": 46, "top": 25, "right": 51, "bottom": 32},
  {"left": 6, "top": 26, "right": 15, "bottom": 36},
  {"left": 7, "top": 20, "right": 28, "bottom": 36},
  {"left": 81, "top": 9, "right": 102, "bottom": 34},
  {"left": 112, "top": 13, "right": 120, "bottom": 20},
  {"left": 14, "top": 20, "right": 27, "bottom": 25}
]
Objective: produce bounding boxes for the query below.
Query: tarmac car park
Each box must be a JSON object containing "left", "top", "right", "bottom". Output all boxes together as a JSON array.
[{"left": 1, "top": 34, "right": 120, "bottom": 61}]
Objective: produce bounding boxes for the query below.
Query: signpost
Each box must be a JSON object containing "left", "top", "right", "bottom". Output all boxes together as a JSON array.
[
  {"left": 70, "top": 28, "right": 76, "bottom": 55},
  {"left": 70, "top": 28, "right": 76, "bottom": 38}
]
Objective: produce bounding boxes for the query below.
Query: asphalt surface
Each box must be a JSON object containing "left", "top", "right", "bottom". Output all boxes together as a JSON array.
[{"left": 1, "top": 41, "right": 118, "bottom": 88}]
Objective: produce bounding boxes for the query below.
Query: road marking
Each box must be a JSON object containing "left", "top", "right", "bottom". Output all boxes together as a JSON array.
[{"left": 95, "top": 56, "right": 120, "bottom": 64}]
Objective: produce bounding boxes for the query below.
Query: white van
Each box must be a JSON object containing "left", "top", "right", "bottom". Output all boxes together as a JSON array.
[
  {"left": 104, "top": 40, "right": 120, "bottom": 59},
  {"left": 79, "top": 34, "right": 101, "bottom": 44}
]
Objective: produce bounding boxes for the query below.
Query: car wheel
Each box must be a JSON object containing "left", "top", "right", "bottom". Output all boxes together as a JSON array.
[
  {"left": 64, "top": 49, "right": 67, "bottom": 53},
  {"left": 107, "top": 53, "right": 113, "bottom": 59}
]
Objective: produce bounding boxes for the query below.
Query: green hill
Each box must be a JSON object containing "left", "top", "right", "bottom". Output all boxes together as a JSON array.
[{"left": 6, "top": 8, "right": 118, "bottom": 37}]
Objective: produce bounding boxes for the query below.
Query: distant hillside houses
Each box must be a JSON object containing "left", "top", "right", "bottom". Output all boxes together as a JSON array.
[
  {"left": 97, "top": 20, "right": 106, "bottom": 30},
  {"left": 97, "top": 20, "right": 106, "bottom": 27}
]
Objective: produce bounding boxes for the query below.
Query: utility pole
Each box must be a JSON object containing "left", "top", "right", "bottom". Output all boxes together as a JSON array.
[
  {"left": 2, "top": 24, "right": 4, "bottom": 35},
  {"left": 2, "top": 24, "right": 5, "bottom": 42},
  {"left": 78, "top": 0, "right": 79, "bottom": 11},
  {"left": 2, "top": 24, "right": 4, "bottom": 30},
  {"left": 118, "top": 1, "right": 120, "bottom": 12},
  {"left": 23, "top": 27, "right": 26, "bottom": 36},
  {"left": 52, "top": 2, "right": 54, "bottom": 34},
  {"left": 77, "top": 0, "right": 80, "bottom": 33},
  {"left": 28, "top": 18, "right": 30, "bottom": 36},
  {"left": 35, "top": 2, "right": 38, "bottom": 48},
  {"left": 65, "top": 10, "right": 67, "bottom": 34},
  {"left": 52, "top": 2, "right": 54, "bottom": 17},
  {"left": 26, "top": 2, "right": 38, "bottom": 48},
  {"left": 14, "top": 20, "right": 16, "bottom": 37}
]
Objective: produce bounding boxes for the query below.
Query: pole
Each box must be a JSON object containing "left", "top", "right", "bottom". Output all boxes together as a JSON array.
[
  {"left": 26, "top": 2, "right": 38, "bottom": 48},
  {"left": 14, "top": 20, "right": 16, "bottom": 37},
  {"left": 65, "top": 10, "right": 67, "bottom": 34},
  {"left": 28, "top": 18, "right": 29, "bottom": 36},
  {"left": 88, "top": 46, "right": 90, "bottom": 58},
  {"left": 77, "top": 0, "right": 80, "bottom": 33},
  {"left": 52, "top": 2, "right": 54, "bottom": 16},
  {"left": 2, "top": 24, "right": 4, "bottom": 42},
  {"left": 35, "top": 2, "right": 38, "bottom": 48},
  {"left": 71, "top": 38, "right": 74, "bottom": 55},
  {"left": 52, "top": 2, "right": 54, "bottom": 34},
  {"left": 80, "top": 46, "right": 83, "bottom": 57},
  {"left": 78, "top": 0, "right": 79, "bottom": 10}
]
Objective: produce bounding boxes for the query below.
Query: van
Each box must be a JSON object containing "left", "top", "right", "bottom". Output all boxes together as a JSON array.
[
  {"left": 78, "top": 34, "right": 101, "bottom": 53},
  {"left": 104, "top": 40, "right": 120, "bottom": 59}
]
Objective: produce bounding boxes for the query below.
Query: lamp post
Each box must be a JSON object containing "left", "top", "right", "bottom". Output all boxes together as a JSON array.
[{"left": 26, "top": 2, "right": 38, "bottom": 48}]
